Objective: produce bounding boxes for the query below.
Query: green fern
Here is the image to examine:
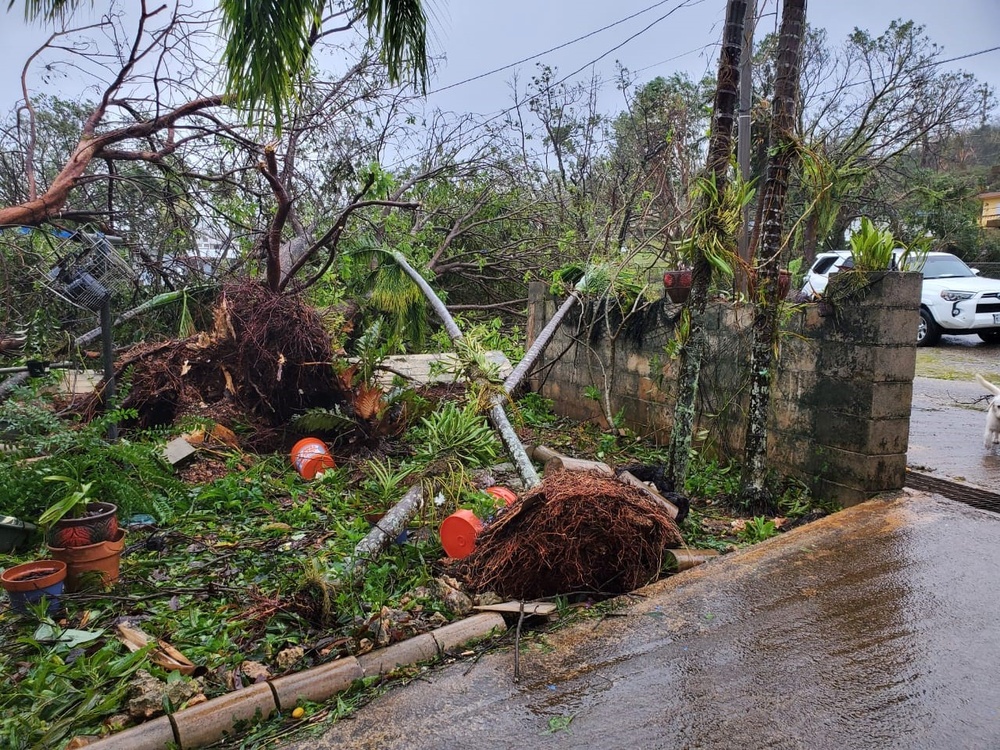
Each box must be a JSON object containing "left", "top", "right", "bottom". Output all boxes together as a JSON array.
[{"left": 291, "top": 407, "right": 356, "bottom": 435}]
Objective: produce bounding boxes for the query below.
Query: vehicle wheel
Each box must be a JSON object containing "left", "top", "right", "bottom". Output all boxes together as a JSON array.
[
  {"left": 917, "top": 308, "right": 941, "bottom": 347},
  {"left": 978, "top": 330, "right": 1000, "bottom": 345}
]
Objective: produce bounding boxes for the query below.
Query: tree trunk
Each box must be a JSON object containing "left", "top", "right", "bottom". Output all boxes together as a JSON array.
[
  {"left": 390, "top": 250, "right": 540, "bottom": 487},
  {"left": 666, "top": 0, "right": 747, "bottom": 488},
  {"left": 740, "top": 0, "right": 808, "bottom": 512}
]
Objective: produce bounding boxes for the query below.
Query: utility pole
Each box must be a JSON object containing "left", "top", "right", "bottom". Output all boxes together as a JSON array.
[{"left": 736, "top": 0, "right": 757, "bottom": 294}]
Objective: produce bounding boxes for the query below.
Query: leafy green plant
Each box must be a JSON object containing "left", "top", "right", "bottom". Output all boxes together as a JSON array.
[
  {"left": 848, "top": 217, "right": 897, "bottom": 272},
  {"left": 36, "top": 475, "right": 95, "bottom": 529},
  {"left": 740, "top": 516, "right": 779, "bottom": 543},
  {"left": 516, "top": 392, "right": 555, "bottom": 427},
  {"left": 411, "top": 402, "right": 499, "bottom": 467}
]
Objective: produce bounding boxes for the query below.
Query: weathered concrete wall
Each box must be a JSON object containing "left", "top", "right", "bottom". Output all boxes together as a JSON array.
[{"left": 526, "top": 272, "right": 921, "bottom": 505}]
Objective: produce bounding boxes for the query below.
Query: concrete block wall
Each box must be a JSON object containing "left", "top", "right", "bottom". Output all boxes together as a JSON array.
[{"left": 526, "top": 272, "right": 922, "bottom": 505}]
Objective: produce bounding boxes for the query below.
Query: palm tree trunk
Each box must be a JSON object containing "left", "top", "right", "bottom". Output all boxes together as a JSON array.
[
  {"left": 390, "top": 251, "right": 540, "bottom": 487},
  {"left": 666, "top": 0, "right": 748, "bottom": 488},
  {"left": 740, "top": 0, "right": 808, "bottom": 511}
]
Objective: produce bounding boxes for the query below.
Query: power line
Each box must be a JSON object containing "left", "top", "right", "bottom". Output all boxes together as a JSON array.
[
  {"left": 812, "top": 44, "right": 1000, "bottom": 99},
  {"left": 428, "top": 0, "right": 701, "bottom": 96}
]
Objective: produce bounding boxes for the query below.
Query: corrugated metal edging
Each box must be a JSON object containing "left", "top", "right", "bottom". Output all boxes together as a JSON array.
[{"left": 905, "top": 469, "right": 1000, "bottom": 514}]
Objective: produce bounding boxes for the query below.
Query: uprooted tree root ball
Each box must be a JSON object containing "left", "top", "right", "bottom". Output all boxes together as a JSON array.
[
  {"left": 458, "top": 470, "right": 684, "bottom": 600},
  {"left": 115, "top": 281, "right": 350, "bottom": 433}
]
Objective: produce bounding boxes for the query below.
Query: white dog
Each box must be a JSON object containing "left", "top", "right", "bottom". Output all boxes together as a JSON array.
[{"left": 976, "top": 374, "right": 1000, "bottom": 450}]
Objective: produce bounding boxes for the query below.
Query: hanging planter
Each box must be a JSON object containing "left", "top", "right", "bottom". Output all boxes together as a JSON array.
[
  {"left": 1, "top": 559, "right": 67, "bottom": 613},
  {"left": 662, "top": 270, "right": 693, "bottom": 304},
  {"left": 48, "top": 528, "right": 126, "bottom": 592}
]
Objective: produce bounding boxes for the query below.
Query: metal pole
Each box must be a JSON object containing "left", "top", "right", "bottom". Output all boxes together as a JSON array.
[
  {"left": 736, "top": 0, "right": 757, "bottom": 294},
  {"left": 100, "top": 299, "right": 118, "bottom": 441}
]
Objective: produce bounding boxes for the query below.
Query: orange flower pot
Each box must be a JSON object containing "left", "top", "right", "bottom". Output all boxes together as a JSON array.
[
  {"left": 440, "top": 510, "right": 483, "bottom": 559},
  {"left": 290, "top": 438, "right": 336, "bottom": 480},
  {"left": 48, "top": 528, "right": 125, "bottom": 592}
]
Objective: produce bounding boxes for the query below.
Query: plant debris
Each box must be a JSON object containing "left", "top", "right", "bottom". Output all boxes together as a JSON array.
[
  {"left": 458, "top": 470, "right": 683, "bottom": 599},
  {"left": 113, "top": 281, "right": 350, "bottom": 439}
]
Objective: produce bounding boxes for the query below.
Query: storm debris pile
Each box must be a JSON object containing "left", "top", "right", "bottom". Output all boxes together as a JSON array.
[
  {"left": 118, "top": 281, "right": 349, "bottom": 435},
  {"left": 459, "top": 470, "right": 683, "bottom": 599}
]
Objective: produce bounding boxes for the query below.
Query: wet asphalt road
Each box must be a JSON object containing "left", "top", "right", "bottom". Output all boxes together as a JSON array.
[
  {"left": 295, "top": 492, "right": 1000, "bottom": 750},
  {"left": 285, "top": 337, "right": 1000, "bottom": 750},
  {"left": 910, "top": 335, "right": 1000, "bottom": 489}
]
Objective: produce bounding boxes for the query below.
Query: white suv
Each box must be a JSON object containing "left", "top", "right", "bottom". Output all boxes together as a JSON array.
[{"left": 799, "top": 250, "right": 1000, "bottom": 346}]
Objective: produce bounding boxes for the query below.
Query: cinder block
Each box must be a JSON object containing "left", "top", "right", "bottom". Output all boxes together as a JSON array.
[
  {"left": 814, "top": 413, "right": 911, "bottom": 455},
  {"left": 818, "top": 447, "right": 907, "bottom": 491},
  {"left": 358, "top": 633, "right": 439, "bottom": 676},
  {"left": 431, "top": 613, "right": 506, "bottom": 653},
  {"left": 810, "top": 478, "right": 875, "bottom": 506},
  {"left": 83, "top": 716, "right": 176, "bottom": 750},
  {"left": 172, "top": 682, "right": 276, "bottom": 749},
  {"left": 268, "top": 658, "right": 363, "bottom": 709}
]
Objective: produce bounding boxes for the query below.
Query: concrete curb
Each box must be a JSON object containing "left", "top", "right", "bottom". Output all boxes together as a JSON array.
[{"left": 83, "top": 613, "right": 507, "bottom": 750}]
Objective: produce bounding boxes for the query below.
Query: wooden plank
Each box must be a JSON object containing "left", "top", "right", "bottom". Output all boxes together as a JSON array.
[
  {"left": 617, "top": 470, "right": 679, "bottom": 519},
  {"left": 473, "top": 601, "right": 558, "bottom": 616}
]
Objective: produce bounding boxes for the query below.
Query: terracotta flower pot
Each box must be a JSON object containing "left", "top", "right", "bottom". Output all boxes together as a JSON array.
[
  {"left": 485, "top": 486, "right": 518, "bottom": 507},
  {"left": 663, "top": 270, "right": 693, "bottom": 304},
  {"left": 47, "top": 502, "right": 119, "bottom": 548},
  {"left": 440, "top": 509, "right": 483, "bottom": 559},
  {"left": 48, "top": 528, "right": 125, "bottom": 592},
  {"left": 1, "top": 559, "right": 66, "bottom": 613}
]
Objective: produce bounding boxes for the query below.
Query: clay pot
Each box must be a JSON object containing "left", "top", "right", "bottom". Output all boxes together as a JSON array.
[
  {"left": 1, "top": 559, "right": 66, "bottom": 613},
  {"left": 47, "top": 502, "right": 118, "bottom": 548},
  {"left": 290, "top": 437, "right": 336, "bottom": 480},
  {"left": 663, "top": 270, "right": 693, "bottom": 304},
  {"left": 48, "top": 528, "right": 125, "bottom": 592},
  {"left": 485, "top": 486, "right": 518, "bottom": 507}
]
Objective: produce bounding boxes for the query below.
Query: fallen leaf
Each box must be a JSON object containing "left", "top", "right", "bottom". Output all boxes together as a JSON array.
[
  {"left": 180, "top": 359, "right": 191, "bottom": 376},
  {"left": 221, "top": 367, "right": 235, "bottom": 395}
]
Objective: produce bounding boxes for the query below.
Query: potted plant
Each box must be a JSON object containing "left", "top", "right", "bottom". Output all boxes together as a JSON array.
[
  {"left": 662, "top": 269, "right": 693, "bottom": 304},
  {"left": 1, "top": 559, "right": 67, "bottom": 613},
  {"left": 0, "top": 515, "right": 37, "bottom": 553},
  {"left": 47, "top": 528, "right": 126, "bottom": 592},
  {"left": 38, "top": 476, "right": 118, "bottom": 549}
]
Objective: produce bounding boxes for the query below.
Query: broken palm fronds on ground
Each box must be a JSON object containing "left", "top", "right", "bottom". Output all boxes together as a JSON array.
[{"left": 457, "top": 471, "right": 684, "bottom": 600}]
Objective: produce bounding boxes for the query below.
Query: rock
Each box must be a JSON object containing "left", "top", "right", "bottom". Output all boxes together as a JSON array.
[
  {"left": 241, "top": 660, "right": 271, "bottom": 683},
  {"left": 426, "top": 611, "right": 449, "bottom": 627},
  {"left": 370, "top": 606, "right": 411, "bottom": 646},
  {"left": 474, "top": 591, "right": 503, "bottom": 606},
  {"left": 436, "top": 577, "right": 473, "bottom": 616},
  {"left": 65, "top": 737, "right": 99, "bottom": 749},
  {"left": 103, "top": 714, "right": 130, "bottom": 733},
  {"left": 127, "top": 669, "right": 203, "bottom": 720},
  {"left": 276, "top": 646, "right": 305, "bottom": 671}
]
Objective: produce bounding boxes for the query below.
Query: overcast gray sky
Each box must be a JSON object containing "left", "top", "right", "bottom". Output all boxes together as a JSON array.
[{"left": 1, "top": 0, "right": 997, "bottom": 119}]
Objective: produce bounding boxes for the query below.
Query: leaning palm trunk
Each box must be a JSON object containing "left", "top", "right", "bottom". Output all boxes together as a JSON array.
[
  {"left": 391, "top": 250, "right": 540, "bottom": 487},
  {"left": 666, "top": 0, "right": 749, "bottom": 488},
  {"left": 739, "top": 0, "right": 808, "bottom": 511}
]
